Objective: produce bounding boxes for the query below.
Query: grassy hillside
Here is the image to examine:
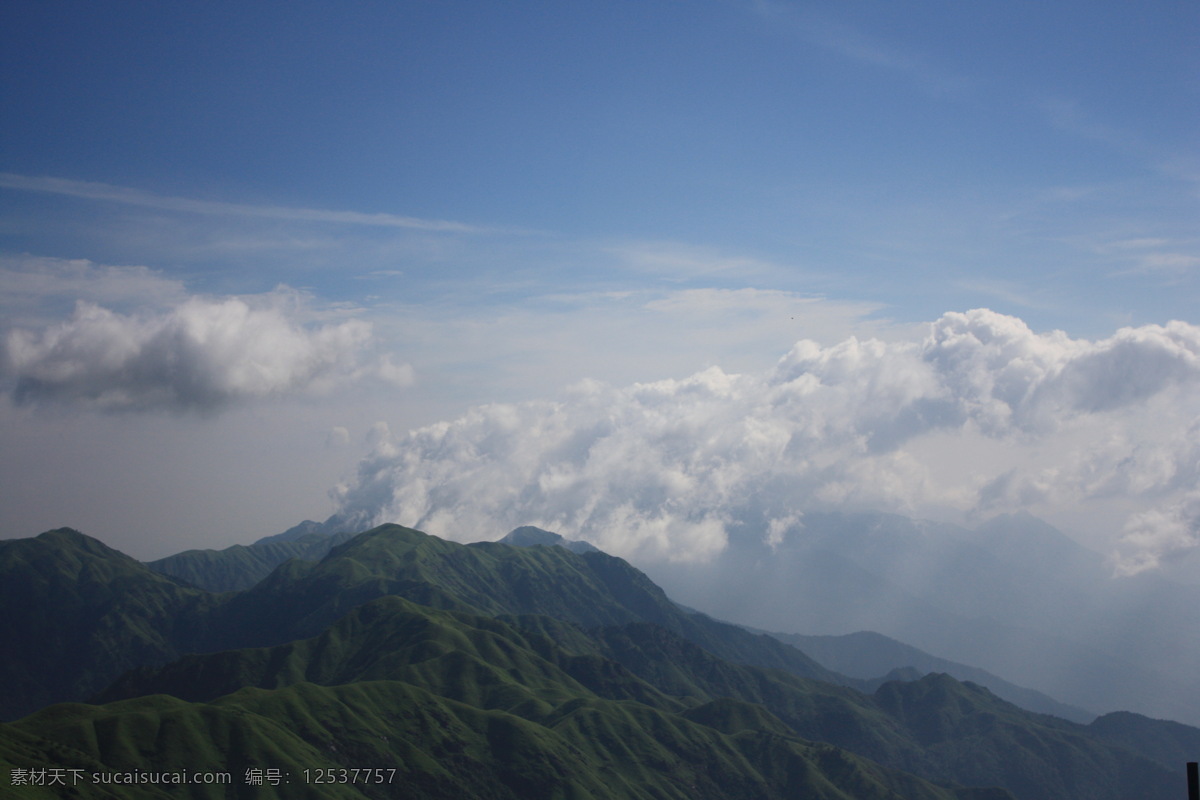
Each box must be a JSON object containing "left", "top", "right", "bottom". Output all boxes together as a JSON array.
[
  {"left": 97, "top": 589, "right": 1178, "bottom": 800},
  {"left": 7, "top": 678, "right": 997, "bottom": 799},
  {"left": 206, "top": 525, "right": 845, "bottom": 687},
  {"left": 0, "top": 529, "right": 217, "bottom": 720}
]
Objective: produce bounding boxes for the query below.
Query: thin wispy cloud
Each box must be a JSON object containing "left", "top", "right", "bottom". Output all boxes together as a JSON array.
[
  {"left": 750, "top": 1, "right": 971, "bottom": 97},
  {"left": 606, "top": 241, "right": 787, "bottom": 282},
  {"left": 1035, "top": 94, "right": 1200, "bottom": 200},
  {"left": 1037, "top": 97, "right": 1135, "bottom": 150},
  {"left": 0, "top": 173, "right": 499, "bottom": 234},
  {"left": 952, "top": 279, "right": 1046, "bottom": 311},
  {"left": 1089, "top": 237, "right": 1200, "bottom": 280}
]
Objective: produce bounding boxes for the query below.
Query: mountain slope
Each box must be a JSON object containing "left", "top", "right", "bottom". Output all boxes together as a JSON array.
[
  {"left": 5, "top": 679, "right": 1001, "bottom": 800},
  {"left": 0, "top": 528, "right": 216, "bottom": 721},
  {"left": 6, "top": 588, "right": 1004, "bottom": 800},
  {"left": 874, "top": 674, "right": 1176, "bottom": 800},
  {"left": 96, "top": 595, "right": 675, "bottom": 714},
  {"left": 208, "top": 524, "right": 846, "bottom": 687},
  {"left": 1086, "top": 710, "right": 1200, "bottom": 771},
  {"left": 1, "top": 524, "right": 840, "bottom": 720}
]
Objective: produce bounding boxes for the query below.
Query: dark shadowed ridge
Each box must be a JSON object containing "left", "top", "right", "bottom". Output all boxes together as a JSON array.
[
  {"left": 1086, "top": 710, "right": 1200, "bottom": 771},
  {"left": 0, "top": 528, "right": 216, "bottom": 720}
]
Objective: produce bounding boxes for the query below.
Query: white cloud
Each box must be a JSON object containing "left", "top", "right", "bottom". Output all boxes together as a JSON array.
[
  {"left": 1, "top": 288, "right": 411, "bottom": 412},
  {"left": 1094, "top": 236, "right": 1200, "bottom": 279},
  {"left": 326, "top": 426, "right": 351, "bottom": 448},
  {"left": 0, "top": 255, "right": 188, "bottom": 323},
  {"left": 608, "top": 241, "right": 783, "bottom": 281},
  {"left": 1130, "top": 252, "right": 1200, "bottom": 277},
  {"left": 367, "top": 287, "right": 889, "bottom": 416},
  {"left": 326, "top": 308, "right": 1200, "bottom": 573},
  {"left": 1115, "top": 491, "right": 1200, "bottom": 576}
]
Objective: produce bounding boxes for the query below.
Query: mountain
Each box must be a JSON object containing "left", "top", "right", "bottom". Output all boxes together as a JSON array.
[
  {"left": 0, "top": 528, "right": 216, "bottom": 721},
  {"left": 871, "top": 674, "right": 1176, "bottom": 800},
  {"left": 1, "top": 523, "right": 1194, "bottom": 799},
  {"left": 0, "top": 523, "right": 841, "bottom": 717},
  {"left": 645, "top": 510, "right": 1200, "bottom": 726},
  {"left": 1086, "top": 710, "right": 1200, "bottom": 772},
  {"left": 775, "top": 630, "right": 1094, "bottom": 723},
  {"left": 5, "top": 680, "right": 1002, "bottom": 800},
  {"left": 0, "top": 527, "right": 985, "bottom": 800},
  {"left": 205, "top": 524, "right": 845, "bottom": 685},
  {"left": 146, "top": 529, "right": 357, "bottom": 592},
  {"left": 498, "top": 524, "right": 600, "bottom": 553},
  {"left": 252, "top": 518, "right": 330, "bottom": 544}
]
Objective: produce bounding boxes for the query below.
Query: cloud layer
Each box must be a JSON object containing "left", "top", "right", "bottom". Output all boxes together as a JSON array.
[
  {"left": 327, "top": 309, "right": 1200, "bottom": 574},
  {"left": 2, "top": 289, "right": 411, "bottom": 412}
]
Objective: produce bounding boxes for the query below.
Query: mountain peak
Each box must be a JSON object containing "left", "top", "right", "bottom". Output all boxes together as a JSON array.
[
  {"left": 29, "top": 527, "right": 133, "bottom": 561},
  {"left": 974, "top": 511, "right": 1103, "bottom": 568},
  {"left": 499, "top": 525, "right": 599, "bottom": 554},
  {"left": 253, "top": 519, "right": 328, "bottom": 545},
  {"left": 500, "top": 526, "right": 565, "bottom": 546}
]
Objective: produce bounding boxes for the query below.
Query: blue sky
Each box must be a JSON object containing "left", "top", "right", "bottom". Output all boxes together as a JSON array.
[
  {"left": 2, "top": 1, "right": 1199, "bottom": 566},
  {"left": 4, "top": 0, "right": 1196, "bottom": 321}
]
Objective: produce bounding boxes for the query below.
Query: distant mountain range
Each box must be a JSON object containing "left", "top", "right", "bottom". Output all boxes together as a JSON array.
[
  {"left": 646, "top": 510, "right": 1200, "bottom": 727},
  {"left": 771, "top": 630, "right": 1094, "bottom": 724},
  {"left": 1, "top": 521, "right": 1196, "bottom": 799}
]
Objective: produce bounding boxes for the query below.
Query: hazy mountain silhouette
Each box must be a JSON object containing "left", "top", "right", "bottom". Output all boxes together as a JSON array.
[{"left": 645, "top": 510, "right": 1200, "bottom": 725}]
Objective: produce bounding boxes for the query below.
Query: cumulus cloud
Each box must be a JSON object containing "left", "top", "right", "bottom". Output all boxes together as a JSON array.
[
  {"left": 326, "top": 426, "right": 352, "bottom": 448},
  {"left": 326, "top": 309, "right": 1200, "bottom": 572},
  {"left": 1, "top": 289, "right": 412, "bottom": 412},
  {"left": 1114, "top": 491, "right": 1200, "bottom": 575}
]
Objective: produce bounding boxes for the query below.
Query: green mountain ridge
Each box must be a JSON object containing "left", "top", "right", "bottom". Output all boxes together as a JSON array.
[
  {"left": 1, "top": 523, "right": 1194, "bottom": 799},
  {"left": 139, "top": 519, "right": 1118, "bottom": 728},
  {"left": 0, "top": 528, "right": 218, "bottom": 721},
  {"left": 201, "top": 525, "right": 845, "bottom": 688},
  {"left": 6, "top": 680, "right": 1006, "bottom": 800}
]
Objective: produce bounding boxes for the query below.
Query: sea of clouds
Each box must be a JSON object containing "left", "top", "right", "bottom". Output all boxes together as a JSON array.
[{"left": 326, "top": 309, "right": 1200, "bottom": 576}]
